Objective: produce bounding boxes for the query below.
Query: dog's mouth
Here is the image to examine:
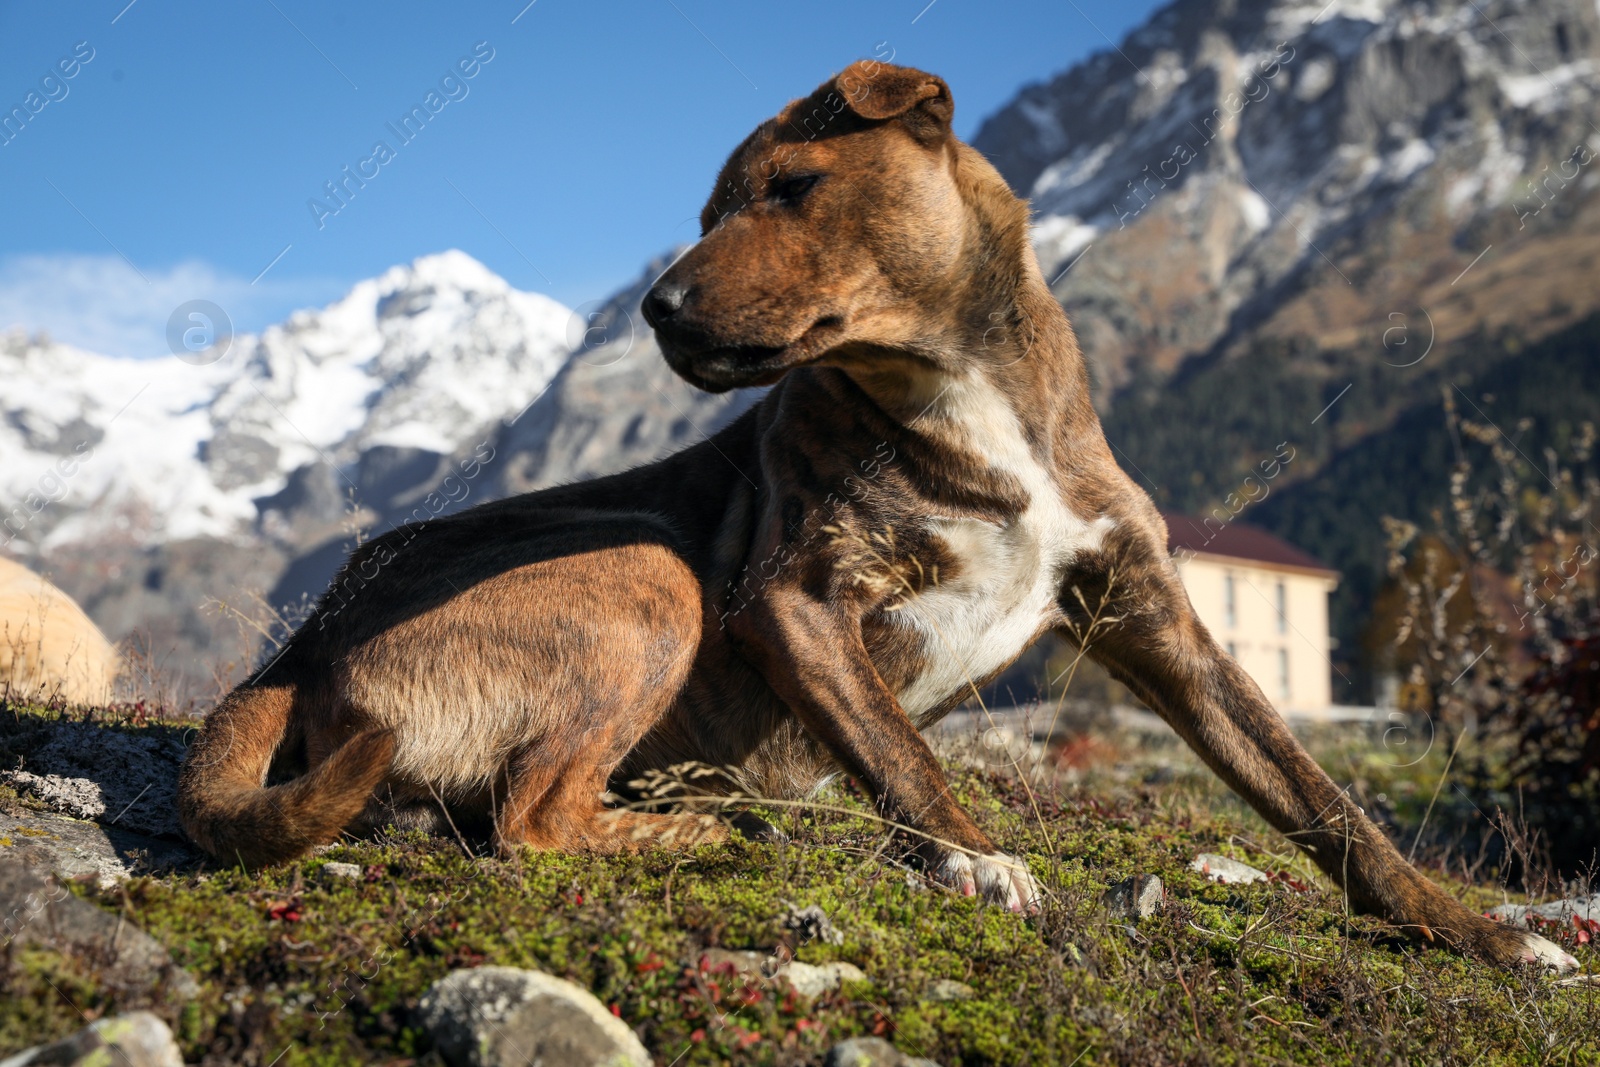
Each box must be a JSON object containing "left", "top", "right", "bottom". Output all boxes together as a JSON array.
[{"left": 656, "top": 314, "right": 845, "bottom": 393}]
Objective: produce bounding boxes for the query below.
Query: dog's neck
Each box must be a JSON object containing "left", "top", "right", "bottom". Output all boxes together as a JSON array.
[{"left": 838, "top": 163, "right": 1093, "bottom": 472}]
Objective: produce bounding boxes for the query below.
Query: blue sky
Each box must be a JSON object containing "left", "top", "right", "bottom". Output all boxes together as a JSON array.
[{"left": 0, "top": 0, "right": 1166, "bottom": 358}]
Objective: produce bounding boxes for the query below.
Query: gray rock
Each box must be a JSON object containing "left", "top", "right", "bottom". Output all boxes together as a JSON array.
[
  {"left": 6, "top": 774, "right": 106, "bottom": 823},
  {"left": 776, "top": 960, "right": 868, "bottom": 997},
  {"left": 1488, "top": 893, "right": 1600, "bottom": 928},
  {"left": 825, "top": 1036, "right": 941, "bottom": 1067},
  {"left": 1103, "top": 874, "right": 1164, "bottom": 919},
  {"left": 1190, "top": 853, "right": 1268, "bottom": 885},
  {"left": 925, "top": 978, "right": 974, "bottom": 1002},
  {"left": 0, "top": 1011, "right": 183, "bottom": 1067},
  {"left": 320, "top": 861, "right": 364, "bottom": 882},
  {"left": 0, "top": 856, "right": 197, "bottom": 1001},
  {"left": 1, "top": 720, "right": 187, "bottom": 840},
  {"left": 0, "top": 810, "right": 198, "bottom": 889},
  {"left": 416, "top": 965, "right": 650, "bottom": 1067}
]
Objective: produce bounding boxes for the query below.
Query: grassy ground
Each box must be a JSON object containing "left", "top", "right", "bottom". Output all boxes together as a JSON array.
[{"left": 1, "top": 704, "right": 1596, "bottom": 1066}]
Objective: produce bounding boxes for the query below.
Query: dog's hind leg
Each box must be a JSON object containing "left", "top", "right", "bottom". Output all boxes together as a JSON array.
[
  {"left": 1058, "top": 514, "right": 1577, "bottom": 972},
  {"left": 488, "top": 541, "right": 725, "bottom": 857},
  {"left": 494, "top": 716, "right": 727, "bottom": 856},
  {"left": 493, "top": 756, "right": 730, "bottom": 858}
]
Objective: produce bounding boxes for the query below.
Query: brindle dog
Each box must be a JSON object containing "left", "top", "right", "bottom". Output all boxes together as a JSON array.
[{"left": 179, "top": 60, "right": 1574, "bottom": 971}]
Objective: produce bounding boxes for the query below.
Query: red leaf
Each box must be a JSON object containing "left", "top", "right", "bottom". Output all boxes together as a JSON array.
[{"left": 266, "top": 900, "right": 302, "bottom": 922}]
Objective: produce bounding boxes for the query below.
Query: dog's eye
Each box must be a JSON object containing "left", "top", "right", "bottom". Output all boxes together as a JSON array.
[{"left": 770, "top": 174, "right": 820, "bottom": 204}]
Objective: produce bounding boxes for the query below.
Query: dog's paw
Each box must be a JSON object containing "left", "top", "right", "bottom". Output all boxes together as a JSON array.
[
  {"left": 1516, "top": 931, "right": 1579, "bottom": 973},
  {"left": 934, "top": 850, "right": 1041, "bottom": 914}
]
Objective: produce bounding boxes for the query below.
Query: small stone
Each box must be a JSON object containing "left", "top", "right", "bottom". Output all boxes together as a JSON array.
[
  {"left": 320, "top": 861, "right": 363, "bottom": 882},
  {"left": 1190, "top": 853, "right": 1268, "bottom": 885},
  {"left": 824, "top": 1036, "right": 940, "bottom": 1067},
  {"left": 1103, "top": 874, "right": 1163, "bottom": 919},
  {"left": 925, "top": 978, "right": 974, "bottom": 1002},
  {"left": 417, "top": 965, "right": 650, "bottom": 1067},
  {"left": 775, "top": 960, "right": 868, "bottom": 997},
  {"left": 0, "top": 1011, "right": 183, "bottom": 1067}
]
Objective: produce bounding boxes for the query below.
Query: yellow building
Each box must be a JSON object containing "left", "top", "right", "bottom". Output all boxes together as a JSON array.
[{"left": 1164, "top": 514, "right": 1339, "bottom": 716}]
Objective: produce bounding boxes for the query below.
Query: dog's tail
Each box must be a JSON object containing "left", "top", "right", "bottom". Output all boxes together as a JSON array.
[{"left": 177, "top": 683, "right": 395, "bottom": 867}]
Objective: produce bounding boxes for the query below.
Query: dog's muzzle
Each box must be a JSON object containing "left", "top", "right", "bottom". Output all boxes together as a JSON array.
[{"left": 644, "top": 279, "right": 802, "bottom": 393}]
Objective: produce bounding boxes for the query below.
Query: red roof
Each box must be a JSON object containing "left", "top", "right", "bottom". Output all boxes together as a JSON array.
[{"left": 1162, "top": 513, "right": 1336, "bottom": 576}]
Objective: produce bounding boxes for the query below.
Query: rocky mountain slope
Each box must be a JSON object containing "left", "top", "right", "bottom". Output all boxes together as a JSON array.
[{"left": 974, "top": 0, "right": 1600, "bottom": 402}]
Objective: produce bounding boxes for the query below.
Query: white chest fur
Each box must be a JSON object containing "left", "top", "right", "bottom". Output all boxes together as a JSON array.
[{"left": 887, "top": 373, "right": 1113, "bottom": 720}]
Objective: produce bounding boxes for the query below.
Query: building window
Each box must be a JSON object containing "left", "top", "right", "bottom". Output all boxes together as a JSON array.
[
  {"left": 1277, "top": 648, "right": 1290, "bottom": 701},
  {"left": 1275, "top": 580, "right": 1287, "bottom": 634},
  {"left": 1225, "top": 640, "right": 1237, "bottom": 658},
  {"left": 1223, "top": 573, "right": 1236, "bottom": 628}
]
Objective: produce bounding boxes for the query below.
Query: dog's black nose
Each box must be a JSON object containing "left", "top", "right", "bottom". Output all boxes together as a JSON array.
[{"left": 641, "top": 282, "right": 688, "bottom": 328}]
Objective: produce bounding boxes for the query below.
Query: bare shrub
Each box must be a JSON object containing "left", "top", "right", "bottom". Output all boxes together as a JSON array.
[{"left": 1373, "top": 393, "right": 1598, "bottom": 878}]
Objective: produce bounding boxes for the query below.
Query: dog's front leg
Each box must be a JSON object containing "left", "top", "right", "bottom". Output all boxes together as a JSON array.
[
  {"left": 1058, "top": 523, "right": 1577, "bottom": 971},
  {"left": 729, "top": 588, "right": 1041, "bottom": 911}
]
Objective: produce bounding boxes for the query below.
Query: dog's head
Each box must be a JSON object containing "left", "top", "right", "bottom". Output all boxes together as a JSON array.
[{"left": 644, "top": 61, "right": 1026, "bottom": 393}]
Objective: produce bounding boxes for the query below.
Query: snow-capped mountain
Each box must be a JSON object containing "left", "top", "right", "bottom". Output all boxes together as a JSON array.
[
  {"left": 1, "top": 250, "right": 571, "bottom": 551},
  {"left": 975, "top": 0, "right": 1600, "bottom": 398}
]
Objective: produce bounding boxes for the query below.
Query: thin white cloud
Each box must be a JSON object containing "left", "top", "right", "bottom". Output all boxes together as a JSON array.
[{"left": 0, "top": 254, "right": 337, "bottom": 359}]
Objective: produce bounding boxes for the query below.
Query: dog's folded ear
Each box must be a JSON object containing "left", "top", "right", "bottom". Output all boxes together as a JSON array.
[{"left": 835, "top": 60, "right": 952, "bottom": 144}]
